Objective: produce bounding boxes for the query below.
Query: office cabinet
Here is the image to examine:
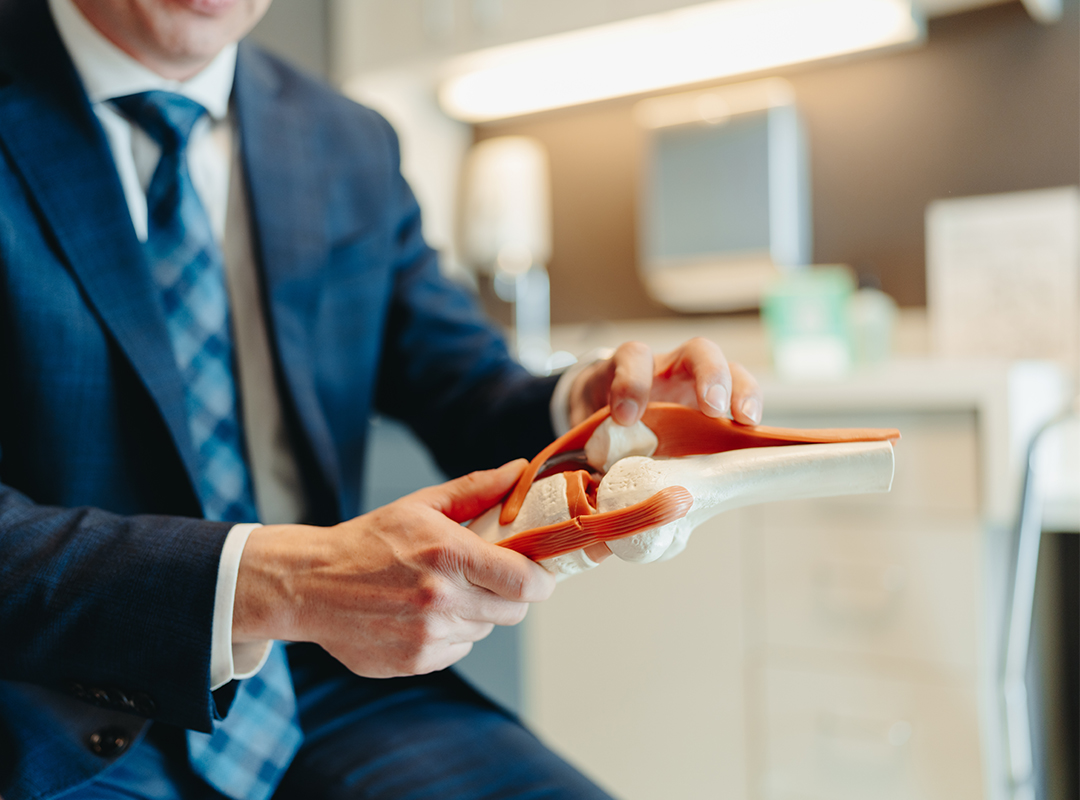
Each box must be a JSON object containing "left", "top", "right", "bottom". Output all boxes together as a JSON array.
[
  {"left": 523, "top": 337, "right": 1067, "bottom": 800},
  {"left": 759, "top": 665, "right": 983, "bottom": 800}
]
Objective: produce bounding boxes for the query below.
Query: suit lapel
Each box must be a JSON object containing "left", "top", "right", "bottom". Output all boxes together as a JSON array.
[
  {"left": 0, "top": 0, "right": 201, "bottom": 489},
  {"left": 233, "top": 45, "right": 342, "bottom": 499}
]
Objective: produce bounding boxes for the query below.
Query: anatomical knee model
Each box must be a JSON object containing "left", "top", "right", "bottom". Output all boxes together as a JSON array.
[{"left": 469, "top": 403, "right": 900, "bottom": 580}]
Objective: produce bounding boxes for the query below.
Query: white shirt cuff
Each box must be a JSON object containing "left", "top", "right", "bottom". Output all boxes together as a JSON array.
[
  {"left": 548, "top": 347, "right": 615, "bottom": 437},
  {"left": 210, "top": 522, "right": 274, "bottom": 691}
]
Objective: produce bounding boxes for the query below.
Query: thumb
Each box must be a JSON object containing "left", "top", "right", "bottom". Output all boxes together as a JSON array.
[{"left": 415, "top": 459, "right": 528, "bottom": 523}]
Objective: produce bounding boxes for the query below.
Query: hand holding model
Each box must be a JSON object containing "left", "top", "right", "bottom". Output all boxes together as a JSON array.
[
  {"left": 233, "top": 460, "right": 553, "bottom": 678},
  {"left": 233, "top": 339, "right": 742, "bottom": 677},
  {"left": 569, "top": 337, "right": 764, "bottom": 428}
]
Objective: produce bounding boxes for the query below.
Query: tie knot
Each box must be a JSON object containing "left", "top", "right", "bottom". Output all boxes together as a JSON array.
[{"left": 111, "top": 90, "right": 209, "bottom": 154}]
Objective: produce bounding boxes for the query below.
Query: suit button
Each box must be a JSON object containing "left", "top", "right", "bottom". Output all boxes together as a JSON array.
[
  {"left": 90, "top": 687, "right": 114, "bottom": 705},
  {"left": 131, "top": 692, "right": 157, "bottom": 716},
  {"left": 88, "top": 726, "right": 131, "bottom": 758}
]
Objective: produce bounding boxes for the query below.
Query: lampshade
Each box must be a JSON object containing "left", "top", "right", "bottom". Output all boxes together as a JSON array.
[{"left": 460, "top": 136, "right": 552, "bottom": 274}]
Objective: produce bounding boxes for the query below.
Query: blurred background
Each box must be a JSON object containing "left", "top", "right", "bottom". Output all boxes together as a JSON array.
[{"left": 250, "top": 2, "right": 1078, "bottom": 798}]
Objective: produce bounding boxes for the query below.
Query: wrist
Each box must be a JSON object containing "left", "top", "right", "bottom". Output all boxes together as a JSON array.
[{"left": 233, "top": 523, "right": 321, "bottom": 644}]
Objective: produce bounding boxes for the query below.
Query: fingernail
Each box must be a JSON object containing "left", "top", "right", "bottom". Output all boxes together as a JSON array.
[
  {"left": 704, "top": 385, "right": 729, "bottom": 415},
  {"left": 613, "top": 399, "right": 639, "bottom": 425},
  {"left": 740, "top": 397, "right": 762, "bottom": 424}
]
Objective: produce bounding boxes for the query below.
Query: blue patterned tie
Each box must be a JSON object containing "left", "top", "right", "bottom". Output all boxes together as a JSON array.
[{"left": 111, "top": 91, "right": 302, "bottom": 800}]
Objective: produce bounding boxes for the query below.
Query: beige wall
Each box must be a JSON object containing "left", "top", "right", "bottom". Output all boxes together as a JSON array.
[
  {"left": 250, "top": 0, "right": 330, "bottom": 78},
  {"left": 476, "top": 0, "right": 1080, "bottom": 321}
]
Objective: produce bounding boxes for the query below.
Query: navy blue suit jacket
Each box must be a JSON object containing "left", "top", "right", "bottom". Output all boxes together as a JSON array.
[{"left": 0, "top": 1, "right": 558, "bottom": 797}]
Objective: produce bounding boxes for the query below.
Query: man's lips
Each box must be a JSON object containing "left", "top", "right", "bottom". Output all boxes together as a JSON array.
[{"left": 169, "top": 0, "right": 240, "bottom": 15}]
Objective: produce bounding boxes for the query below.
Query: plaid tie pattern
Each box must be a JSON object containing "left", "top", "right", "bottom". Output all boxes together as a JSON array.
[{"left": 111, "top": 91, "right": 303, "bottom": 800}]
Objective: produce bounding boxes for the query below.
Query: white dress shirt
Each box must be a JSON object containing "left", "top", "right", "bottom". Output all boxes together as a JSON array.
[
  {"left": 50, "top": 0, "right": 281, "bottom": 690},
  {"left": 49, "top": 0, "right": 586, "bottom": 695}
]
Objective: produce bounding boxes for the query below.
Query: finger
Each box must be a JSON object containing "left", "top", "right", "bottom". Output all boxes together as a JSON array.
[
  {"left": 416, "top": 460, "right": 528, "bottom": 523},
  {"left": 729, "top": 361, "right": 763, "bottom": 425},
  {"left": 462, "top": 539, "right": 556, "bottom": 603},
  {"left": 674, "top": 337, "right": 732, "bottom": 418},
  {"left": 446, "top": 619, "right": 497, "bottom": 644},
  {"left": 457, "top": 594, "right": 531, "bottom": 627},
  {"left": 608, "top": 341, "right": 654, "bottom": 426},
  {"left": 568, "top": 358, "right": 616, "bottom": 427},
  {"left": 413, "top": 641, "right": 475, "bottom": 676}
]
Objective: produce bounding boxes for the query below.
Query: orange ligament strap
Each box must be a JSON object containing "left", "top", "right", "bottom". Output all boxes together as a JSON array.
[
  {"left": 496, "top": 486, "right": 694, "bottom": 562},
  {"left": 642, "top": 404, "right": 901, "bottom": 458},
  {"left": 564, "top": 470, "right": 596, "bottom": 518}
]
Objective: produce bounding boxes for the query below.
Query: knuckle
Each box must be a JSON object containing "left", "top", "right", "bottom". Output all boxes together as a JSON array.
[
  {"left": 617, "top": 340, "right": 651, "bottom": 360},
  {"left": 511, "top": 569, "right": 551, "bottom": 603},
  {"left": 502, "top": 571, "right": 528, "bottom": 602},
  {"left": 680, "top": 336, "right": 721, "bottom": 361},
  {"left": 619, "top": 377, "right": 651, "bottom": 399},
  {"left": 410, "top": 576, "right": 452, "bottom": 614}
]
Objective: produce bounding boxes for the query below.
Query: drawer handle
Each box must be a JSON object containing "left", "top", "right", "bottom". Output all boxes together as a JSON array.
[
  {"left": 814, "top": 562, "right": 907, "bottom": 620},
  {"left": 815, "top": 712, "right": 913, "bottom": 770},
  {"left": 818, "top": 712, "right": 913, "bottom": 747}
]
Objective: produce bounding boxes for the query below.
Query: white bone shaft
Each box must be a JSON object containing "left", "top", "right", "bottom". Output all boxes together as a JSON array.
[
  {"left": 599, "top": 441, "right": 895, "bottom": 563},
  {"left": 469, "top": 440, "right": 896, "bottom": 576}
]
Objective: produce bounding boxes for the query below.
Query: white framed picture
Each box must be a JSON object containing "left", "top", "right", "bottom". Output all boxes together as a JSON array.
[{"left": 927, "top": 186, "right": 1080, "bottom": 366}]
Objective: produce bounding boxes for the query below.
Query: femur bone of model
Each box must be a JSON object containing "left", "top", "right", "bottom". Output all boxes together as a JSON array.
[{"left": 469, "top": 404, "right": 898, "bottom": 580}]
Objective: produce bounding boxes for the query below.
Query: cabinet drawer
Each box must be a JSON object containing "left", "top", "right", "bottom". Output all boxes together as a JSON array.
[
  {"left": 758, "top": 666, "right": 984, "bottom": 800},
  {"left": 755, "top": 511, "right": 980, "bottom": 673},
  {"left": 760, "top": 410, "right": 979, "bottom": 515}
]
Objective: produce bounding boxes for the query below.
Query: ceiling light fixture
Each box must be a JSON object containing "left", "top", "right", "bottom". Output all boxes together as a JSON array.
[{"left": 439, "top": 0, "right": 923, "bottom": 123}]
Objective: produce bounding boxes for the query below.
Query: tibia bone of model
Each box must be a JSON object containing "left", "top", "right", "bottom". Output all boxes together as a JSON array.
[{"left": 470, "top": 403, "right": 900, "bottom": 580}]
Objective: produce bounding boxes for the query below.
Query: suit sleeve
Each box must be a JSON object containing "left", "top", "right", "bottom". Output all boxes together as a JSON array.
[
  {"left": 0, "top": 473, "right": 233, "bottom": 732},
  {"left": 371, "top": 116, "right": 559, "bottom": 477}
]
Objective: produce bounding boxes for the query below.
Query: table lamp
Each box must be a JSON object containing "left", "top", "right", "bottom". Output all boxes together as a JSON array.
[{"left": 460, "top": 135, "right": 560, "bottom": 375}]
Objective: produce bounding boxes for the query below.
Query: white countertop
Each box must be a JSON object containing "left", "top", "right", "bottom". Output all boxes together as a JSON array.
[{"left": 551, "top": 309, "right": 1078, "bottom": 531}]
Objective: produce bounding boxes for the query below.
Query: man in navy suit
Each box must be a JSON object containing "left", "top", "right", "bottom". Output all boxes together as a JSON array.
[{"left": 0, "top": 0, "right": 763, "bottom": 797}]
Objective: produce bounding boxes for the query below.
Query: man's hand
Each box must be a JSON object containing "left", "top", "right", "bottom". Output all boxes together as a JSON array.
[
  {"left": 233, "top": 460, "right": 555, "bottom": 678},
  {"left": 568, "top": 337, "right": 763, "bottom": 428}
]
